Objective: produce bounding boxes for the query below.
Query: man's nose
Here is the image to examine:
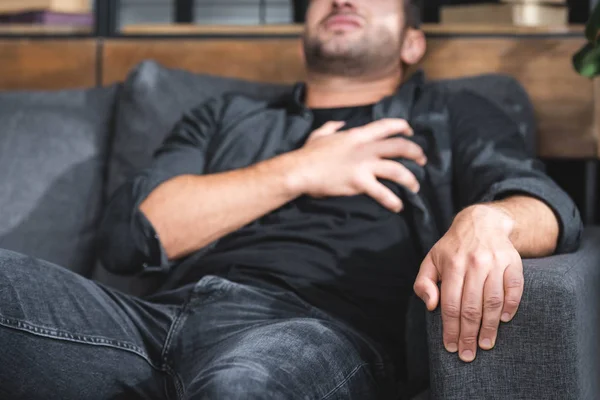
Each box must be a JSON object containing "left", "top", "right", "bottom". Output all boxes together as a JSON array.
[{"left": 332, "top": 0, "right": 355, "bottom": 10}]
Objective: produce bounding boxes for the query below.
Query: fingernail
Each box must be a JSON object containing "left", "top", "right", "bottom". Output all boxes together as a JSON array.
[
  {"left": 446, "top": 343, "right": 458, "bottom": 353},
  {"left": 413, "top": 184, "right": 420, "bottom": 193},
  {"left": 481, "top": 338, "right": 492, "bottom": 349},
  {"left": 501, "top": 313, "right": 511, "bottom": 322},
  {"left": 423, "top": 293, "right": 430, "bottom": 304},
  {"left": 461, "top": 350, "right": 475, "bottom": 362}
]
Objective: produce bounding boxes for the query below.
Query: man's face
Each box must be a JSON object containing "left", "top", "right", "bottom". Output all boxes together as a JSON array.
[{"left": 303, "top": 0, "right": 407, "bottom": 76}]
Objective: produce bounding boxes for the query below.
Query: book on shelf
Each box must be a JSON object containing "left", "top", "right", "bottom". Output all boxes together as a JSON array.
[
  {"left": 0, "top": 0, "right": 89, "bottom": 14},
  {"left": 0, "top": 10, "right": 92, "bottom": 26},
  {"left": 441, "top": 0, "right": 568, "bottom": 26}
]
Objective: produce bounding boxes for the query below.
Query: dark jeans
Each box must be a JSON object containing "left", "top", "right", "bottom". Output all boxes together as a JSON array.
[{"left": 0, "top": 250, "right": 397, "bottom": 399}]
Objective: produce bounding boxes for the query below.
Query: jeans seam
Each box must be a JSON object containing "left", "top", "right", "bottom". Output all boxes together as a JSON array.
[
  {"left": 320, "top": 363, "right": 369, "bottom": 400},
  {"left": 160, "top": 281, "right": 228, "bottom": 400},
  {"left": 0, "top": 316, "right": 163, "bottom": 371},
  {"left": 161, "top": 303, "right": 189, "bottom": 400},
  {"left": 163, "top": 364, "right": 184, "bottom": 400}
]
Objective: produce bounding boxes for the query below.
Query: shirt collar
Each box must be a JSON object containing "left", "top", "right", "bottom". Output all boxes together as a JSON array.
[{"left": 287, "top": 69, "right": 426, "bottom": 118}]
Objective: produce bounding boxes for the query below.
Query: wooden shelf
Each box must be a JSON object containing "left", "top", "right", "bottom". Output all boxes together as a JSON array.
[
  {"left": 0, "top": 24, "right": 91, "bottom": 34},
  {"left": 121, "top": 23, "right": 585, "bottom": 36},
  {"left": 121, "top": 24, "right": 304, "bottom": 36}
]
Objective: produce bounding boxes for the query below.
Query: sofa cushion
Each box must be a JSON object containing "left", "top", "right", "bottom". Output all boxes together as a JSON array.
[
  {"left": 0, "top": 86, "right": 118, "bottom": 276},
  {"left": 106, "top": 60, "right": 291, "bottom": 198}
]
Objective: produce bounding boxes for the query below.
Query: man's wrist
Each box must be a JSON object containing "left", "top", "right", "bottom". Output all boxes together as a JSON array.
[
  {"left": 457, "top": 203, "right": 515, "bottom": 238},
  {"left": 260, "top": 150, "right": 309, "bottom": 198}
]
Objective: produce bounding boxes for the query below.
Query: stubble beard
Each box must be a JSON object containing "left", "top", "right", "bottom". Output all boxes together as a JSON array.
[{"left": 303, "top": 27, "right": 400, "bottom": 78}]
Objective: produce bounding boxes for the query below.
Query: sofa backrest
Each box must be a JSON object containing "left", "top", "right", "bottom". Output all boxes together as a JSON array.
[{"left": 0, "top": 86, "right": 119, "bottom": 275}]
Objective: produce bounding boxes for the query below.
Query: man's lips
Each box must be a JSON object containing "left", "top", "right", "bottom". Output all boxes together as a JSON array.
[{"left": 323, "top": 14, "right": 363, "bottom": 31}]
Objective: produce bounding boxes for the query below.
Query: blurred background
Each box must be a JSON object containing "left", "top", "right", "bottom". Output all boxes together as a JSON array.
[{"left": 0, "top": 0, "right": 594, "bottom": 33}]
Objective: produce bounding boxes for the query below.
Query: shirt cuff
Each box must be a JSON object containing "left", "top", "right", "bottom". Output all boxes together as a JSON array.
[
  {"left": 479, "top": 177, "right": 583, "bottom": 254},
  {"left": 131, "top": 207, "right": 173, "bottom": 273}
]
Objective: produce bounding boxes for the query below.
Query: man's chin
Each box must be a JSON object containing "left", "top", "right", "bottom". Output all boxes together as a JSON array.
[{"left": 319, "top": 37, "right": 361, "bottom": 57}]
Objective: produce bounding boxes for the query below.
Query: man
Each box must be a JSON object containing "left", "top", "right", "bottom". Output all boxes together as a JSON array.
[{"left": 0, "top": 0, "right": 582, "bottom": 399}]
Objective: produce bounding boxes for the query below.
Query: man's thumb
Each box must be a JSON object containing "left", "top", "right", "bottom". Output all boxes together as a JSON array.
[{"left": 413, "top": 253, "right": 440, "bottom": 311}]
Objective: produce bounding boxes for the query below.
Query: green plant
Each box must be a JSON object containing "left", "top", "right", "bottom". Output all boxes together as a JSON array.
[{"left": 574, "top": 3, "right": 600, "bottom": 78}]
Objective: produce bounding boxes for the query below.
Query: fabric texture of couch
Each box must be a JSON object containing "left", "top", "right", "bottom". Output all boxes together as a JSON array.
[
  {"left": 0, "top": 87, "right": 119, "bottom": 275},
  {"left": 0, "top": 60, "right": 598, "bottom": 400}
]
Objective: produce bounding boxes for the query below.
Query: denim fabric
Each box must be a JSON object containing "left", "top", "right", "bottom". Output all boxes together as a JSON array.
[{"left": 0, "top": 249, "right": 396, "bottom": 400}]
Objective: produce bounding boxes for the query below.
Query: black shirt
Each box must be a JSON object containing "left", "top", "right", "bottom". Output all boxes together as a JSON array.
[{"left": 180, "top": 103, "right": 419, "bottom": 365}]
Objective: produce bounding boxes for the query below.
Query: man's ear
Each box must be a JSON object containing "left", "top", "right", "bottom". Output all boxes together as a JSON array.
[
  {"left": 298, "top": 38, "right": 306, "bottom": 65},
  {"left": 400, "top": 28, "right": 426, "bottom": 66}
]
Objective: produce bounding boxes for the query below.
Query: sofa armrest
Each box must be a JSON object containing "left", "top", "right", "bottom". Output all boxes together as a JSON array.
[{"left": 426, "top": 227, "right": 600, "bottom": 400}]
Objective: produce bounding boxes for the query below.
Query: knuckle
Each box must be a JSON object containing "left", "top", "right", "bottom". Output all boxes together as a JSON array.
[
  {"left": 413, "top": 280, "right": 424, "bottom": 294},
  {"left": 447, "top": 255, "right": 464, "bottom": 271},
  {"left": 406, "top": 172, "right": 418, "bottom": 186},
  {"left": 408, "top": 142, "right": 423, "bottom": 155},
  {"left": 350, "top": 174, "right": 366, "bottom": 190},
  {"left": 468, "top": 251, "right": 493, "bottom": 268},
  {"left": 355, "top": 141, "right": 370, "bottom": 154},
  {"left": 484, "top": 295, "right": 504, "bottom": 310},
  {"left": 460, "top": 335, "right": 478, "bottom": 346},
  {"left": 390, "top": 137, "right": 406, "bottom": 146},
  {"left": 496, "top": 248, "right": 514, "bottom": 262},
  {"left": 385, "top": 118, "right": 398, "bottom": 126},
  {"left": 347, "top": 129, "right": 363, "bottom": 142},
  {"left": 461, "top": 305, "right": 482, "bottom": 323},
  {"left": 480, "top": 319, "right": 499, "bottom": 331},
  {"left": 393, "top": 166, "right": 408, "bottom": 182},
  {"left": 505, "top": 276, "right": 524, "bottom": 289},
  {"left": 378, "top": 119, "right": 394, "bottom": 131},
  {"left": 504, "top": 297, "right": 521, "bottom": 309},
  {"left": 443, "top": 328, "right": 460, "bottom": 340},
  {"left": 442, "top": 304, "right": 461, "bottom": 320},
  {"left": 444, "top": 333, "right": 459, "bottom": 345},
  {"left": 393, "top": 140, "right": 410, "bottom": 155}
]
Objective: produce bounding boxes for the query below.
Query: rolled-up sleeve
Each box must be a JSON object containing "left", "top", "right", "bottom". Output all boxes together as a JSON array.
[
  {"left": 97, "top": 99, "right": 219, "bottom": 275},
  {"left": 450, "top": 90, "right": 583, "bottom": 254}
]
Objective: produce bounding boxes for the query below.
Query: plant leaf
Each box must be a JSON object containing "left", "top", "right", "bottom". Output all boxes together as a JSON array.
[
  {"left": 573, "top": 42, "right": 600, "bottom": 78},
  {"left": 586, "top": 3, "right": 600, "bottom": 43}
]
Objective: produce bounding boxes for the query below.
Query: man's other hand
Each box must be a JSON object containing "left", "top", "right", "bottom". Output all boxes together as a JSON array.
[
  {"left": 287, "top": 119, "right": 427, "bottom": 212},
  {"left": 413, "top": 204, "right": 524, "bottom": 362}
]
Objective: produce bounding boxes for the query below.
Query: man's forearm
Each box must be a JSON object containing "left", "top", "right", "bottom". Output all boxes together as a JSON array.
[
  {"left": 140, "top": 152, "right": 305, "bottom": 261},
  {"left": 486, "top": 195, "right": 559, "bottom": 258}
]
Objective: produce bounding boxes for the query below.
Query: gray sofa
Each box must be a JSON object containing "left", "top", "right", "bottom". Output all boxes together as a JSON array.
[{"left": 0, "top": 60, "right": 598, "bottom": 400}]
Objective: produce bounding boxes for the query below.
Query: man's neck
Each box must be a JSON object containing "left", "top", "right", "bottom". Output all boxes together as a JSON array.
[{"left": 304, "top": 68, "right": 404, "bottom": 109}]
